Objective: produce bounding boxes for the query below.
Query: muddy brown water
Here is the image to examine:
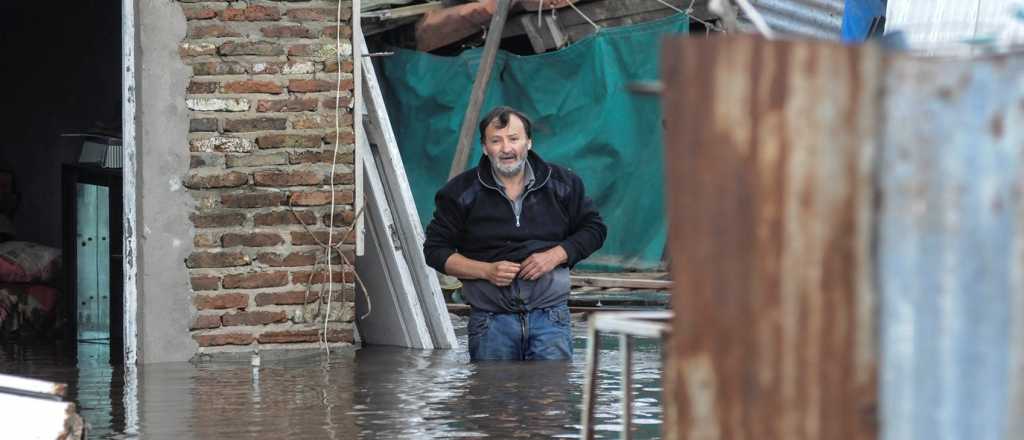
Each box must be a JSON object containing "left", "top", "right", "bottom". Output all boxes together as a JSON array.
[{"left": 1, "top": 319, "right": 663, "bottom": 439}]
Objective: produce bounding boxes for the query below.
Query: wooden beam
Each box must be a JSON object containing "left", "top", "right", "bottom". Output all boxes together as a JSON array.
[
  {"left": 362, "top": 1, "right": 443, "bottom": 20},
  {"left": 571, "top": 275, "right": 673, "bottom": 290},
  {"left": 447, "top": 0, "right": 514, "bottom": 180}
]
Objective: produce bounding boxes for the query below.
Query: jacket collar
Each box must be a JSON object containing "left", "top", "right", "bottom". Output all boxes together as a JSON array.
[{"left": 477, "top": 149, "right": 551, "bottom": 190}]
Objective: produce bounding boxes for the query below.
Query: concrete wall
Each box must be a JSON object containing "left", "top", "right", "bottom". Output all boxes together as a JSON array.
[{"left": 136, "top": 0, "right": 196, "bottom": 363}]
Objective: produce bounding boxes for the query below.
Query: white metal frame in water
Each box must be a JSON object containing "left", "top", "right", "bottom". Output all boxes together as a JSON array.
[{"left": 580, "top": 310, "right": 673, "bottom": 440}]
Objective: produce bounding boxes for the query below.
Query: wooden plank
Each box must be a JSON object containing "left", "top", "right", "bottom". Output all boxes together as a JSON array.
[
  {"left": 448, "top": 0, "right": 513, "bottom": 180},
  {"left": 661, "top": 36, "right": 880, "bottom": 440},
  {"left": 363, "top": 1, "right": 443, "bottom": 19},
  {"left": 353, "top": 0, "right": 365, "bottom": 257},
  {"left": 0, "top": 392, "right": 84, "bottom": 439},
  {"left": 0, "top": 374, "right": 67, "bottom": 398},
  {"left": 357, "top": 31, "right": 458, "bottom": 349},
  {"left": 504, "top": 0, "right": 712, "bottom": 40},
  {"left": 355, "top": 135, "right": 433, "bottom": 349},
  {"left": 571, "top": 275, "right": 673, "bottom": 290}
]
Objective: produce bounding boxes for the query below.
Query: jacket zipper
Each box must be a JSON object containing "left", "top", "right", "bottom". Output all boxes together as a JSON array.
[{"left": 478, "top": 167, "right": 552, "bottom": 229}]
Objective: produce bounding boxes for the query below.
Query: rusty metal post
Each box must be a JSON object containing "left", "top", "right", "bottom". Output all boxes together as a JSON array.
[
  {"left": 620, "top": 334, "right": 633, "bottom": 440},
  {"left": 660, "top": 35, "right": 881, "bottom": 440}
]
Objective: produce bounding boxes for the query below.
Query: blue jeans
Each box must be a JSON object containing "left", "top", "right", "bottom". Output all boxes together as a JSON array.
[{"left": 467, "top": 304, "right": 573, "bottom": 361}]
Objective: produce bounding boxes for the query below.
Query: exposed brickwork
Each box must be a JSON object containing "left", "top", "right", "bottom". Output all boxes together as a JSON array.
[
  {"left": 194, "top": 293, "right": 249, "bottom": 310},
  {"left": 179, "top": 0, "right": 356, "bottom": 352}
]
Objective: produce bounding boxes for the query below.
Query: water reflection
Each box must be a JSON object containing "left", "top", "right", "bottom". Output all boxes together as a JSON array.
[{"left": 1, "top": 323, "right": 664, "bottom": 439}]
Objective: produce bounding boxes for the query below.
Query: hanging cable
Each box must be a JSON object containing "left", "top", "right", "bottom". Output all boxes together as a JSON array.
[{"left": 569, "top": 0, "right": 598, "bottom": 31}]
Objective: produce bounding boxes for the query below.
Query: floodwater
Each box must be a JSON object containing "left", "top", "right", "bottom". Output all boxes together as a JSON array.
[{"left": 0, "top": 318, "right": 664, "bottom": 439}]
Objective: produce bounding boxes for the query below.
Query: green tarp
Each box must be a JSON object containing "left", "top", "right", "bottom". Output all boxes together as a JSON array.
[{"left": 378, "top": 14, "right": 688, "bottom": 271}]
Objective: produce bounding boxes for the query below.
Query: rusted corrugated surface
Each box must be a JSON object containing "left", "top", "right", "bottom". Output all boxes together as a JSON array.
[
  {"left": 878, "top": 53, "right": 1024, "bottom": 440},
  {"left": 745, "top": 0, "right": 844, "bottom": 40},
  {"left": 660, "top": 35, "right": 880, "bottom": 440}
]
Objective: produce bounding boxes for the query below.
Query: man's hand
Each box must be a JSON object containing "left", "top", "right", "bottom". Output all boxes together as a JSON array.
[
  {"left": 519, "top": 246, "right": 568, "bottom": 281},
  {"left": 485, "top": 261, "right": 521, "bottom": 286}
]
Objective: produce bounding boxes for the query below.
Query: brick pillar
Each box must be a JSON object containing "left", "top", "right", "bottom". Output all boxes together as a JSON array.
[{"left": 178, "top": 0, "right": 357, "bottom": 352}]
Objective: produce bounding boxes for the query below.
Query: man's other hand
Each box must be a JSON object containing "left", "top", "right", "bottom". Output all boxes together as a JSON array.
[
  {"left": 519, "top": 246, "right": 568, "bottom": 281},
  {"left": 486, "top": 261, "right": 521, "bottom": 286}
]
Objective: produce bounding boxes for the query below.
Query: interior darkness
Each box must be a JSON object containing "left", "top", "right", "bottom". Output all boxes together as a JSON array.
[
  {"left": 0, "top": 1, "right": 121, "bottom": 246},
  {"left": 0, "top": 1, "right": 122, "bottom": 359}
]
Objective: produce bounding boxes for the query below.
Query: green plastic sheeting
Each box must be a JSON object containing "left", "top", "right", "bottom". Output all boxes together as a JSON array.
[{"left": 378, "top": 14, "right": 688, "bottom": 271}]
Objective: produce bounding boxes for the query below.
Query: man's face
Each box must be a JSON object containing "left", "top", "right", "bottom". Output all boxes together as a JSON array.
[{"left": 483, "top": 115, "right": 531, "bottom": 178}]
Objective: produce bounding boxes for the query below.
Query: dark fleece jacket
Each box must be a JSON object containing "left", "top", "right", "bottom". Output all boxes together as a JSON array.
[{"left": 423, "top": 150, "right": 606, "bottom": 274}]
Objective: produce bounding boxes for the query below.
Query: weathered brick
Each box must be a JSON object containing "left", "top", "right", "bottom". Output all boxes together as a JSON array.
[
  {"left": 189, "top": 118, "right": 219, "bottom": 133},
  {"left": 289, "top": 149, "right": 353, "bottom": 165},
  {"left": 190, "top": 153, "right": 225, "bottom": 168},
  {"left": 187, "top": 80, "right": 219, "bottom": 94},
  {"left": 256, "top": 98, "right": 318, "bottom": 113},
  {"left": 258, "top": 328, "right": 352, "bottom": 344},
  {"left": 186, "top": 251, "right": 251, "bottom": 268},
  {"left": 326, "top": 171, "right": 355, "bottom": 185},
  {"left": 287, "top": 7, "right": 349, "bottom": 22},
  {"left": 194, "top": 333, "right": 254, "bottom": 347},
  {"left": 282, "top": 61, "right": 317, "bottom": 74},
  {"left": 221, "top": 5, "right": 281, "bottom": 21},
  {"left": 321, "top": 96, "right": 352, "bottom": 110},
  {"left": 292, "top": 269, "right": 354, "bottom": 284},
  {"left": 290, "top": 114, "right": 341, "bottom": 130},
  {"left": 221, "top": 191, "right": 287, "bottom": 208},
  {"left": 257, "top": 133, "right": 321, "bottom": 148},
  {"left": 226, "top": 152, "right": 289, "bottom": 168},
  {"left": 194, "top": 233, "right": 219, "bottom": 248},
  {"left": 191, "top": 314, "right": 222, "bottom": 330},
  {"left": 323, "top": 210, "right": 357, "bottom": 227},
  {"left": 222, "top": 310, "right": 288, "bottom": 327},
  {"left": 289, "top": 190, "right": 353, "bottom": 206},
  {"left": 191, "top": 275, "right": 221, "bottom": 291},
  {"left": 183, "top": 6, "right": 218, "bottom": 20},
  {"left": 253, "top": 210, "right": 317, "bottom": 226},
  {"left": 179, "top": 42, "right": 217, "bottom": 57},
  {"left": 257, "top": 251, "right": 319, "bottom": 268},
  {"left": 223, "top": 117, "right": 288, "bottom": 133},
  {"left": 190, "top": 136, "right": 256, "bottom": 153},
  {"left": 322, "top": 129, "right": 355, "bottom": 144},
  {"left": 187, "top": 97, "right": 250, "bottom": 112},
  {"left": 253, "top": 169, "right": 322, "bottom": 186},
  {"left": 291, "top": 230, "right": 353, "bottom": 246},
  {"left": 194, "top": 292, "right": 249, "bottom": 310},
  {"left": 191, "top": 212, "right": 246, "bottom": 228},
  {"left": 223, "top": 80, "right": 283, "bottom": 94},
  {"left": 254, "top": 290, "right": 319, "bottom": 306},
  {"left": 222, "top": 272, "right": 290, "bottom": 289},
  {"left": 221, "top": 232, "right": 285, "bottom": 248},
  {"left": 193, "top": 61, "right": 247, "bottom": 76},
  {"left": 320, "top": 25, "right": 353, "bottom": 39},
  {"left": 218, "top": 40, "right": 285, "bottom": 57},
  {"left": 260, "top": 25, "right": 312, "bottom": 38},
  {"left": 187, "top": 24, "right": 241, "bottom": 39},
  {"left": 288, "top": 79, "right": 333, "bottom": 93},
  {"left": 323, "top": 59, "right": 354, "bottom": 74},
  {"left": 184, "top": 171, "right": 249, "bottom": 189}
]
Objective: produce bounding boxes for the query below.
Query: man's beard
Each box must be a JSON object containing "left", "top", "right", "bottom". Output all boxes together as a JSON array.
[{"left": 490, "top": 153, "right": 527, "bottom": 178}]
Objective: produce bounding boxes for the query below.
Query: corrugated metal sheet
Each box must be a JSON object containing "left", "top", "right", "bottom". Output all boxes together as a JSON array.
[
  {"left": 660, "top": 35, "right": 880, "bottom": 439},
  {"left": 879, "top": 53, "right": 1024, "bottom": 440},
  {"left": 744, "top": 0, "right": 845, "bottom": 40},
  {"left": 885, "top": 0, "right": 1024, "bottom": 55}
]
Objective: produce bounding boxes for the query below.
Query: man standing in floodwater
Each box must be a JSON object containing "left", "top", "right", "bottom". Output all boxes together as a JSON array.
[{"left": 423, "top": 106, "right": 607, "bottom": 361}]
